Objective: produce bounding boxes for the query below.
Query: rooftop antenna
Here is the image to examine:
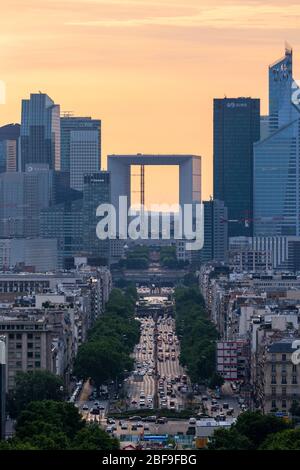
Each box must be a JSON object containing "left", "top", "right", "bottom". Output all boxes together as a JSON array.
[{"left": 61, "top": 111, "right": 74, "bottom": 118}]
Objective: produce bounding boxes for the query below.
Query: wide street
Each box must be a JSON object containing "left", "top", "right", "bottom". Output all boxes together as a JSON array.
[{"left": 125, "top": 291, "right": 189, "bottom": 412}]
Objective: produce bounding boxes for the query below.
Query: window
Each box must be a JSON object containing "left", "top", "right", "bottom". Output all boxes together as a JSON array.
[
  {"left": 293, "top": 364, "right": 297, "bottom": 373},
  {"left": 281, "top": 376, "right": 287, "bottom": 385},
  {"left": 271, "top": 375, "right": 277, "bottom": 384},
  {"left": 282, "top": 387, "right": 287, "bottom": 397},
  {"left": 272, "top": 387, "right": 276, "bottom": 396},
  {"left": 282, "top": 354, "right": 287, "bottom": 362},
  {"left": 272, "top": 400, "right": 277, "bottom": 409},
  {"left": 35, "top": 361, "right": 40, "bottom": 367},
  {"left": 16, "top": 334, "right": 22, "bottom": 340},
  {"left": 27, "top": 343, "right": 33, "bottom": 349},
  {"left": 8, "top": 334, "right": 14, "bottom": 339},
  {"left": 16, "top": 343, "right": 22, "bottom": 350},
  {"left": 27, "top": 352, "right": 33, "bottom": 358},
  {"left": 292, "top": 375, "right": 298, "bottom": 385},
  {"left": 282, "top": 400, "right": 287, "bottom": 409},
  {"left": 272, "top": 354, "right": 276, "bottom": 362},
  {"left": 272, "top": 364, "right": 276, "bottom": 373}
]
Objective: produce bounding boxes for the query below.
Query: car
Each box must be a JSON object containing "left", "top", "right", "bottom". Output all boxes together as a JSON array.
[
  {"left": 131, "top": 424, "right": 138, "bottom": 431},
  {"left": 223, "top": 403, "right": 229, "bottom": 410},
  {"left": 129, "top": 415, "right": 142, "bottom": 421},
  {"left": 189, "top": 417, "right": 197, "bottom": 425},
  {"left": 98, "top": 404, "right": 105, "bottom": 410},
  {"left": 90, "top": 408, "right": 100, "bottom": 415},
  {"left": 136, "top": 422, "right": 144, "bottom": 428},
  {"left": 131, "top": 399, "right": 138, "bottom": 405},
  {"left": 82, "top": 404, "right": 89, "bottom": 411},
  {"left": 121, "top": 423, "right": 128, "bottom": 430},
  {"left": 107, "top": 418, "right": 115, "bottom": 425},
  {"left": 156, "top": 417, "right": 168, "bottom": 424},
  {"left": 142, "top": 415, "right": 157, "bottom": 422},
  {"left": 143, "top": 423, "right": 150, "bottom": 430},
  {"left": 106, "top": 426, "right": 114, "bottom": 433}
]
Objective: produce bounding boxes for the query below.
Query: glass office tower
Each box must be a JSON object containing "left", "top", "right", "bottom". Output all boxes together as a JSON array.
[
  {"left": 21, "top": 93, "right": 60, "bottom": 171},
  {"left": 254, "top": 46, "right": 300, "bottom": 236},
  {"left": 83, "top": 172, "right": 110, "bottom": 262},
  {"left": 60, "top": 116, "right": 101, "bottom": 173},
  {"left": 214, "top": 97, "right": 260, "bottom": 237}
]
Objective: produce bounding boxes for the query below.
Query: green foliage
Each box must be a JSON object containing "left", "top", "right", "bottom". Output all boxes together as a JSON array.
[
  {"left": 7, "top": 370, "right": 64, "bottom": 419},
  {"left": 124, "top": 246, "right": 150, "bottom": 269},
  {"left": 175, "top": 287, "right": 218, "bottom": 384},
  {"left": 290, "top": 400, "right": 300, "bottom": 417},
  {"left": 234, "top": 411, "right": 292, "bottom": 448},
  {"left": 209, "top": 373, "right": 225, "bottom": 389},
  {"left": 207, "top": 427, "right": 252, "bottom": 450},
  {"left": 2, "top": 401, "right": 118, "bottom": 450},
  {"left": 71, "top": 424, "right": 119, "bottom": 450},
  {"left": 73, "top": 288, "right": 140, "bottom": 387},
  {"left": 260, "top": 428, "right": 300, "bottom": 450},
  {"left": 208, "top": 411, "right": 293, "bottom": 450}
]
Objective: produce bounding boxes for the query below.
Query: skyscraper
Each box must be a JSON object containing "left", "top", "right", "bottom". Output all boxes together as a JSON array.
[
  {"left": 83, "top": 172, "right": 110, "bottom": 262},
  {"left": 254, "top": 46, "right": 300, "bottom": 237},
  {"left": 20, "top": 93, "right": 60, "bottom": 171},
  {"left": 201, "top": 199, "right": 228, "bottom": 264},
  {"left": 213, "top": 97, "right": 260, "bottom": 237},
  {"left": 0, "top": 124, "right": 20, "bottom": 172},
  {"left": 60, "top": 116, "right": 101, "bottom": 173}
]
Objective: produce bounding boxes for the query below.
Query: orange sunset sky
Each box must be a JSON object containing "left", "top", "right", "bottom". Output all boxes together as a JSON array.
[{"left": 1, "top": 0, "right": 300, "bottom": 205}]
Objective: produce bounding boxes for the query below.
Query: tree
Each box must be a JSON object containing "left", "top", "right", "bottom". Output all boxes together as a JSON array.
[
  {"left": 7, "top": 370, "right": 64, "bottom": 418},
  {"left": 207, "top": 427, "right": 252, "bottom": 450},
  {"left": 73, "top": 339, "right": 132, "bottom": 387},
  {"left": 3, "top": 401, "right": 120, "bottom": 450},
  {"left": 209, "top": 373, "right": 225, "bottom": 389},
  {"left": 290, "top": 400, "right": 300, "bottom": 417},
  {"left": 260, "top": 428, "right": 300, "bottom": 450},
  {"left": 234, "top": 411, "right": 292, "bottom": 448},
  {"left": 71, "top": 424, "right": 119, "bottom": 450},
  {"left": 15, "top": 401, "right": 84, "bottom": 440}
]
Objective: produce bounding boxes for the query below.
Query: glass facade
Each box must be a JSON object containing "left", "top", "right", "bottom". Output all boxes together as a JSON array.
[
  {"left": 83, "top": 172, "right": 110, "bottom": 260},
  {"left": 20, "top": 93, "right": 60, "bottom": 171},
  {"left": 60, "top": 117, "right": 101, "bottom": 173},
  {"left": 213, "top": 98, "right": 260, "bottom": 237},
  {"left": 254, "top": 47, "right": 300, "bottom": 237}
]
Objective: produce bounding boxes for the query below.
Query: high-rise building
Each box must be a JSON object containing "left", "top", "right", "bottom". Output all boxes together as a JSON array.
[
  {"left": 20, "top": 93, "right": 60, "bottom": 171},
  {"left": 60, "top": 116, "right": 101, "bottom": 173},
  {"left": 0, "top": 165, "right": 55, "bottom": 238},
  {"left": 0, "top": 124, "right": 20, "bottom": 172},
  {"left": 201, "top": 199, "right": 228, "bottom": 264},
  {"left": 0, "top": 336, "right": 6, "bottom": 440},
  {"left": 69, "top": 130, "right": 101, "bottom": 191},
  {"left": 40, "top": 198, "right": 83, "bottom": 269},
  {"left": 254, "top": 46, "right": 300, "bottom": 237},
  {"left": 83, "top": 172, "right": 110, "bottom": 262},
  {"left": 213, "top": 97, "right": 260, "bottom": 237}
]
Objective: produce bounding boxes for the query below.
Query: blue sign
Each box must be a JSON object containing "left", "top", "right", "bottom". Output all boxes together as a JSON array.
[{"left": 143, "top": 435, "right": 168, "bottom": 441}]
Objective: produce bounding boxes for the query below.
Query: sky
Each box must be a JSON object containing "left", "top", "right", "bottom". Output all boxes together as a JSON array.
[{"left": 1, "top": 0, "right": 300, "bottom": 205}]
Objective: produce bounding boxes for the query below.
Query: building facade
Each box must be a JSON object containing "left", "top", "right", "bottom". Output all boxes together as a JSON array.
[
  {"left": 213, "top": 97, "right": 260, "bottom": 237},
  {"left": 21, "top": 93, "right": 60, "bottom": 171}
]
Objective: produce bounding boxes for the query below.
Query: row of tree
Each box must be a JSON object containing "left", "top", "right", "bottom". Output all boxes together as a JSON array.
[
  {"left": 1, "top": 400, "right": 119, "bottom": 450},
  {"left": 73, "top": 287, "right": 140, "bottom": 388},
  {"left": 208, "top": 411, "right": 299, "bottom": 450},
  {"left": 175, "top": 287, "right": 223, "bottom": 387}
]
